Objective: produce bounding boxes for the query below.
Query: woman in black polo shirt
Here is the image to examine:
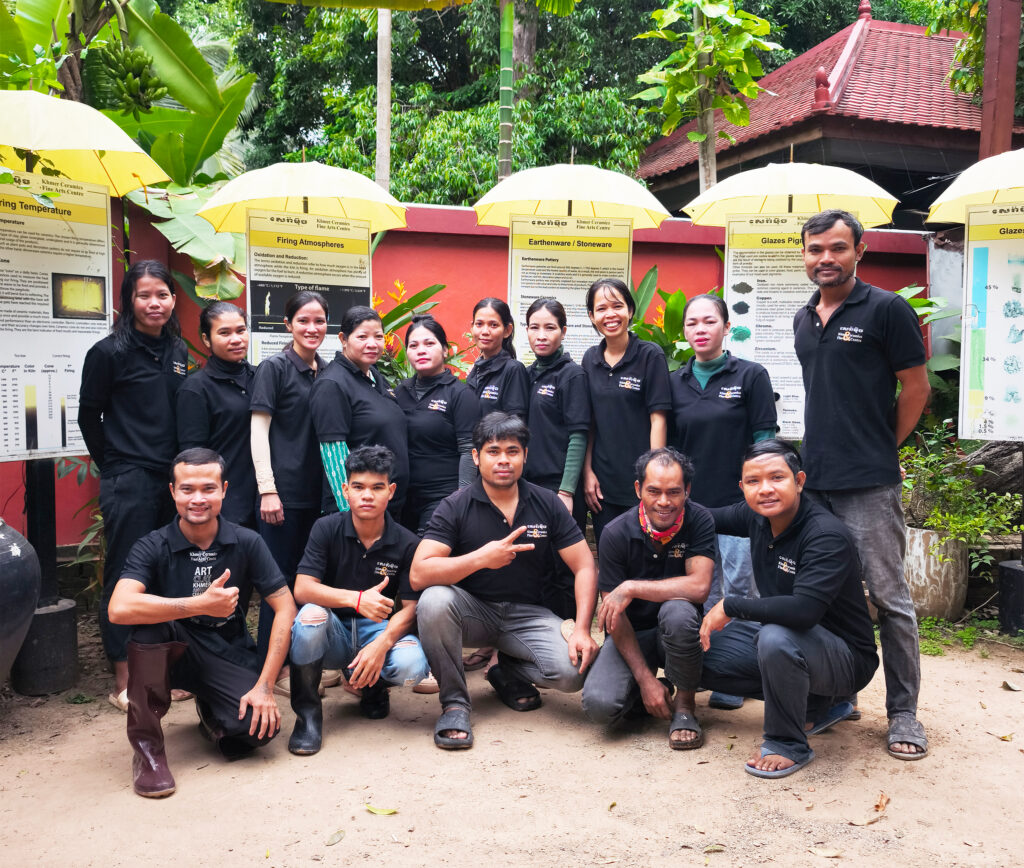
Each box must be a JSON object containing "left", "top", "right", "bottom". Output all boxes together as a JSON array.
[
  {"left": 177, "top": 302, "right": 257, "bottom": 527},
  {"left": 465, "top": 297, "right": 529, "bottom": 418},
  {"left": 250, "top": 290, "right": 328, "bottom": 660},
  {"left": 396, "top": 315, "right": 480, "bottom": 534},
  {"left": 309, "top": 305, "right": 409, "bottom": 517},
  {"left": 581, "top": 278, "right": 672, "bottom": 543},
  {"left": 79, "top": 260, "right": 188, "bottom": 711},
  {"left": 671, "top": 293, "right": 777, "bottom": 709}
]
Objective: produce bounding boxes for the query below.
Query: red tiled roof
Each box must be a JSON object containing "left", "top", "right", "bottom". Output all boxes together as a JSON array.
[{"left": 640, "top": 17, "right": 1019, "bottom": 180}]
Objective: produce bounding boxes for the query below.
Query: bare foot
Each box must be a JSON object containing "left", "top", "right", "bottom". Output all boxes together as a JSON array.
[
  {"left": 746, "top": 750, "right": 796, "bottom": 774},
  {"left": 440, "top": 706, "right": 469, "bottom": 741},
  {"left": 889, "top": 741, "right": 925, "bottom": 755}
]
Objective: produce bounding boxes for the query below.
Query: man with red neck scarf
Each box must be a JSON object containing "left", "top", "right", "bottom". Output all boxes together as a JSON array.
[{"left": 583, "top": 447, "right": 716, "bottom": 750}]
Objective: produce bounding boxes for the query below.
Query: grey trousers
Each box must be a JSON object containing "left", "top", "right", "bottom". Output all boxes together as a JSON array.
[
  {"left": 582, "top": 600, "right": 702, "bottom": 726},
  {"left": 701, "top": 620, "right": 858, "bottom": 763},
  {"left": 415, "top": 584, "right": 586, "bottom": 712},
  {"left": 807, "top": 484, "right": 920, "bottom": 718}
]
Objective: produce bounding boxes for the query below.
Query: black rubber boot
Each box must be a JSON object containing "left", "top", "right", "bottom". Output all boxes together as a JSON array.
[
  {"left": 359, "top": 678, "right": 390, "bottom": 720},
  {"left": 126, "top": 640, "right": 186, "bottom": 798},
  {"left": 288, "top": 660, "right": 324, "bottom": 755}
]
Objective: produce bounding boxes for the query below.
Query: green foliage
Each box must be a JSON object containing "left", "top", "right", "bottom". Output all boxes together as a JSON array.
[
  {"left": 635, "top": 0, "right": 781, "bottom": 136},
  {"left": 96, "top": 42, "right": 167, "bottom": 119},
  {"left": 901, "top": 421, "right": 1022, "bottom": 572}
]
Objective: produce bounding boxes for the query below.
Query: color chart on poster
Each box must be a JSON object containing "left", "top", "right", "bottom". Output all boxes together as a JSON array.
[
  {"left": 959, "top": 204, "right": 1024, "bottom": 441},
  {"left": 0, "top": 170, "right": 112, "bottom": 460}
]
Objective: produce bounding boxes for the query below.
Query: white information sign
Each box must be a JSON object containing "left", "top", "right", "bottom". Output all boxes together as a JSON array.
[
  {"left": 959, "top": 204, "right": 1024, "bottom": 441},
  {"left": 0, "top": 170, "right": 112, "bottom": 460},
  {"left": 508, "top": 215, "right": 632, "bottom": 362},
  {"left": 246, "top": 209, "right": 372, "bottom": 364},
  {"left": 723, "top": 214, "right": 813, "bottom": 438}
]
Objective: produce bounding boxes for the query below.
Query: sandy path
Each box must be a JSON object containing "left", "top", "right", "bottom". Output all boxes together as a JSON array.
[{"left": 2, "top": 635, "right": 1023, "bottom": 868}]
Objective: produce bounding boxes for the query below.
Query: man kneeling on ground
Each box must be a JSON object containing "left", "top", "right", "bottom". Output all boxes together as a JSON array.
[
  {"left": 411, "top": 412, "right": 599, "bottom": 749},
  {"left": 583, "top": 447, "right": 716, "bottom": 749},
  {"left": 288, "top": 445, "right": 430, "bottom": 755},
  {"left": 699, "top": 439, "right": 879, "bottom": 778},
  {"left": 108, "top": 448, "right": 297, "bottom": 798}
]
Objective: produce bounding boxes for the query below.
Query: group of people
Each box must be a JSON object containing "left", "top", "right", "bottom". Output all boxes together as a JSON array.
[{"left": 78, "top": 209, "right": 930, "bottom": 798}]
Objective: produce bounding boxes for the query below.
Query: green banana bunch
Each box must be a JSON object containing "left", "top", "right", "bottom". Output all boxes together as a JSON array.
[{"left": 98, "top": 43, "right": 168, "bottom": 120}]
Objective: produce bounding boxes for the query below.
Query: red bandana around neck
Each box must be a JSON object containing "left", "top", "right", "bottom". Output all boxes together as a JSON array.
[{"left": 638, "top": 502, "right": 685, "bottom": 544}]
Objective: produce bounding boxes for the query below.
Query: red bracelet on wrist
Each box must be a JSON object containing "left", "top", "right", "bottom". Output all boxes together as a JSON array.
[{"left": 356, "top": 590, "right": 363, "bottom": 614}]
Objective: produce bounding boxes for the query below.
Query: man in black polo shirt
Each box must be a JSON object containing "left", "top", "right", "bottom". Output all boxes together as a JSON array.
[
  {"left": 699, "top": 440, "right": 879, "bottom": 778},
  {"left": 108, "top": 448, "right": 297, "bottom": 798},
  {"left": 412, "top": 412, "right": 599, "bottom": 750},
  {"left": 287, "top": 446, "right": 429, "bottom": 756},
  {"left": 582, "top": 448, "right": 716, "bottom": 749},
  {"left": 794, "top": 209, "right": 930, "bottom": 760}
]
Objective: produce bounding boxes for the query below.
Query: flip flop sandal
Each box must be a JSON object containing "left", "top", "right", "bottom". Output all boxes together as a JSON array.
[
  {"left": 107, "top": 688, "right": 129, "bottom": 713},
  {"left": 434, "top": 707, "right": 474, "bottom": 750},
  {"left": 321, "top": 669, "right": 343, "bottom": 688},
  {"left": 887, "top": 714, "right": 928, "bottom": 760},
  {"left": 462, "top": 648, "right": 493, "bottom": 672},
  {"left": 806, "top": 701, "right": 855, "bottom": 736},
  {"left": 669, "top": 710, "right": 704, "bottom": 750},
  {"left": 486, "top": 664, "right": 542, "bottom": 712},
  {"left": 745, "top": 747, "right": 815, "bottom": 779},
  {"left": 413, "top": 672, "right": 440, "bottom": 694}
]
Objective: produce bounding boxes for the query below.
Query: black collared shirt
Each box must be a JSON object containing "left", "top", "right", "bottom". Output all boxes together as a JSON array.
[
  {"left": 524, "top": 351, "right": 590, "bottom": 491},
  {"left": 177, "top": 355, "right": 257, "bottom": 525},
  {"left": 79, "top": 330, "right": 188, "bottom": 476},
  {"left": 710, "top": 498, "right": 879, "bottom": 686},
  {"left": 794, "top": 278, "right": 926, "bottom": 490},
  {"left": 250, "top": 345, "right": 326, "bottom": 510},
  {"left": 297, "top": 511, "right": 421, "bottom": 620},
  {"left": 309, "top": 352, "right": 409, "bottom": 513},
  {"left": 670, "top": 353, "right": 777, "bottom": 507},
  {"left": 396, "top": 371, "right": 480, "bottom": 502},
  {"left": 598, "top": 501, "right": 717, "bottom": 631},
  {"left": 582, "top": 334, "right": 672, "bottom": 504},
  {"left": 423, "top": 477, "right": 585, "bottom": 605},
  {"left": 119, "top": 517, "right": 285, "bottom": 643},
  {"left": 465, "top": 350, "right": 530, "bottom": 418}
]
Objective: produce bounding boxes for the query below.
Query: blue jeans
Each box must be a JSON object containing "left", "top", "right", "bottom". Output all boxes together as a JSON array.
[
  {"left": 705, "top": 534, "right": 758, "bottom": 610},
  {"left": 807, "top": 484, "right": 919, "bottom": 718},
  {"left": 289, "top": 604, "right": 429, "bottom": 687}
]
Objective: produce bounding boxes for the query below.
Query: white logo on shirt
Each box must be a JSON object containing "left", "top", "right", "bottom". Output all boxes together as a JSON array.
[
  {"left": 667, "top": 543, "right": 687, "bottom": 559},
  {"left": 718, "top": 386, "right": 742, "bottom": 400},
  {"left": 777, "top": 555, "right": 797, "bottom": 575},
  {"left": 189, "top": 550, "right": 218, "bottom": 595},
  {"left": 524, "top": 524, "right": 548, "bottom": 540},
  {"left": 836, "top": 326, "right": 864, "bottom": 343},
  {"left": 536, "top": 384, "right": 556, "bottom": 398},
  {"left": 481, "top": 385, "right": 500, "bottom": 401},
  {"left": 618, "top": 376, "right": 642, "bottom": 391},
  {"left": 428, "top": 398, "right": 449, "bottom": 412},
  {"left": 374, "top": 560, "right": 398, "bottom": 579},
  {"left": 172, "top": 361, "right": 187, "bottom": 376}
]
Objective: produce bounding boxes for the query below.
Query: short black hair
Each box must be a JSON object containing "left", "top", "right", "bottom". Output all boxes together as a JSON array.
[
  {"left": 585, "top": 277, "right": 635, "bottom": 319},
  {"left": 171, "top": 447, "right": 226, "bottom": 484},
  {"left": 635, "top": 447, "right": 694, "bottom": 489},
  {"left": 801, "top": 209, "right": 864, "bottom": 247},
  {"left": 340, "top": 305, "right": 381, "bottom": 336},
  {"left": 199, "top": 301, "right": 246, "bottom": 339},
  {"left": 472, "top": 411, "right": 530, "bottom": 451},
  {"left": 284, "top": 289, "right": 328, "bottom": 321},
  {"left": 742, "top": 438, "right": 801, "bottom": 476},
  {"left": 345, "top": 444, "right": 395, "bottom": 481}
]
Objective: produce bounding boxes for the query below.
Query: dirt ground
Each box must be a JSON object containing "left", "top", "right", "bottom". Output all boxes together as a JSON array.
[{"left": 2, "top": 616, "right": 1023, "bottom": 868}]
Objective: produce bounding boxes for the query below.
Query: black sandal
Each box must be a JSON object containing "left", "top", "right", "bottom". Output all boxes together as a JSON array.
[
  {"left": 359, "top": 680, "right": 390, "bottom": 719},
  {"left": 485, "top": 663, "right": 541, "bottom": 712}
]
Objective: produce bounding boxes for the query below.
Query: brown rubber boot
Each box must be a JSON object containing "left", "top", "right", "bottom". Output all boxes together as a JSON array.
[{"left": 126, "top": 640, "right": 186, "bottom": 798}]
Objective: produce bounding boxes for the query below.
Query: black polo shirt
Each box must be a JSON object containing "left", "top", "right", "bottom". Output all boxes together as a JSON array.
[
  {"left": 669, "top": 354, "right": 777, "bottom": 507},
  {"left": 423, "top": 477, "right": 585, "bottom": 605},
  {"left": 598, "top": 501, "right": 717, "bottom": 631},
  {"left": 710, "top": 497, "right": 879, "bottom": 686},
  {"left": 524, "top": 352, "right": 591, "bottom": 491},
  {"left": 794, "top": 278, "right": 926, "bottom": 490},
  {"left": 250, "top": 345, "right": 326, "bottom": 510},
  {"left": 465, "top": 350, "right": 530, "bottom": 418},
  {"left": 396, "top": 371, "right": 480, "bottom": 502},
  {"left": 582, "top": 335, "right": 672, "bottom": 505},
  {"left": 119, "top": 517, "right": 285, "bottom": 643},
  {"left": 297, "top": 511, "right": 421, "bottom": 620},
  {"left": 79, "top": 331, "right": 188, "bottom": 476},
  {"left": 309, "top": 352, "right": 409, "bottom": 514},
  {"left": 176, "top": 355, "right": 257, "bottom": 525}
]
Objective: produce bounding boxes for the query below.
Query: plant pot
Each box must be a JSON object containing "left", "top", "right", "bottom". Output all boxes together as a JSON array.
[{"left": 903, "top": 526, "right": 968, "bottom": 621}]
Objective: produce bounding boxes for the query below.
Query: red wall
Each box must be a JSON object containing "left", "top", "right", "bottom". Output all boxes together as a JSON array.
[{"left": 0, "top": 203, "right": 927, "bottom": 546}]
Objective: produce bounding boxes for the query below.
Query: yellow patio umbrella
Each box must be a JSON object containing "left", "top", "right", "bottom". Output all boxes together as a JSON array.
[
  {"left": 0, "top": 90, "right": 169, "bottom": 196},
  {"left": 926, "top": 148, "right": 1024, "bottom": 224},
  {"left": 682, "top": 162, "right": 899, "bottom": 227},
  {"left": 473, "top": 163, "right": 672, "bottom": 230},
  {"left": 196, "top": 161, "right": 407, "bottom": 233}
]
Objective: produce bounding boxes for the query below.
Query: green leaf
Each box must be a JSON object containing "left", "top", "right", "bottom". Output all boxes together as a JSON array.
[
  {"left": 325, "top": 830, "right": 345, "bottom": 846},
  {"left": 927, "top": 353, "right": 960, "bottom": 372},
  {"left": 150, "top": 132, "right": 188, "bottom": 186},
  {"left": 125, "top": 0, "right": 222, "bottom": 116},
  {"left": 686, "top": 131, "right": 707, "bottom": 142},
  {"left": 631, "top": 265, "right": 659, "bottom": 322},
  {"left": 181, "top": 75, "right": 256, "bottom": 182},
  {"left": 0, "top": 3, "right": 28, "bottom": 79},
  {"left": 380, "top": 285, "right": 446, "bottom": 330},
  {"left": 103, "top": 105, "right": 195, "bottom": 140},
  {"left": 663, "top": 289, "right": 688, "bottom": 338},
  {"left": 365, "top": 804, "right": 397, "bottom": 815},
  {"left": 12, "top": 0, "right": 69, "bottom": 63}
]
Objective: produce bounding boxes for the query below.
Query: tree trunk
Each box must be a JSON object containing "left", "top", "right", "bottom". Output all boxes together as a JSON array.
[
  {"left": 693, "top": 8, "right": 716, "bottom": 192},
  {"left": 513, "top": 1, "right": 538, "bottom": 98},
  {"left": 497, "top": 0, "right": 514, "bottom": 180},
  {"left": 375, "top": 9, "right": 392, "bottom": 191},
  {"left": 965, "top": 441, "right": 1024, "bottom": 495}
]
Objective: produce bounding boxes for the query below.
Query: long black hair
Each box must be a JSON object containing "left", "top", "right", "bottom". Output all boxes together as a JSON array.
[
  {"left": 112, "top": 260, "right": 181, "bottom": 351},
  {"left": 472, "top": 297, "right": 517, "bottom": 358},
  {"left": 199, "top": 301, "right": 247, "bottom": 339}
]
